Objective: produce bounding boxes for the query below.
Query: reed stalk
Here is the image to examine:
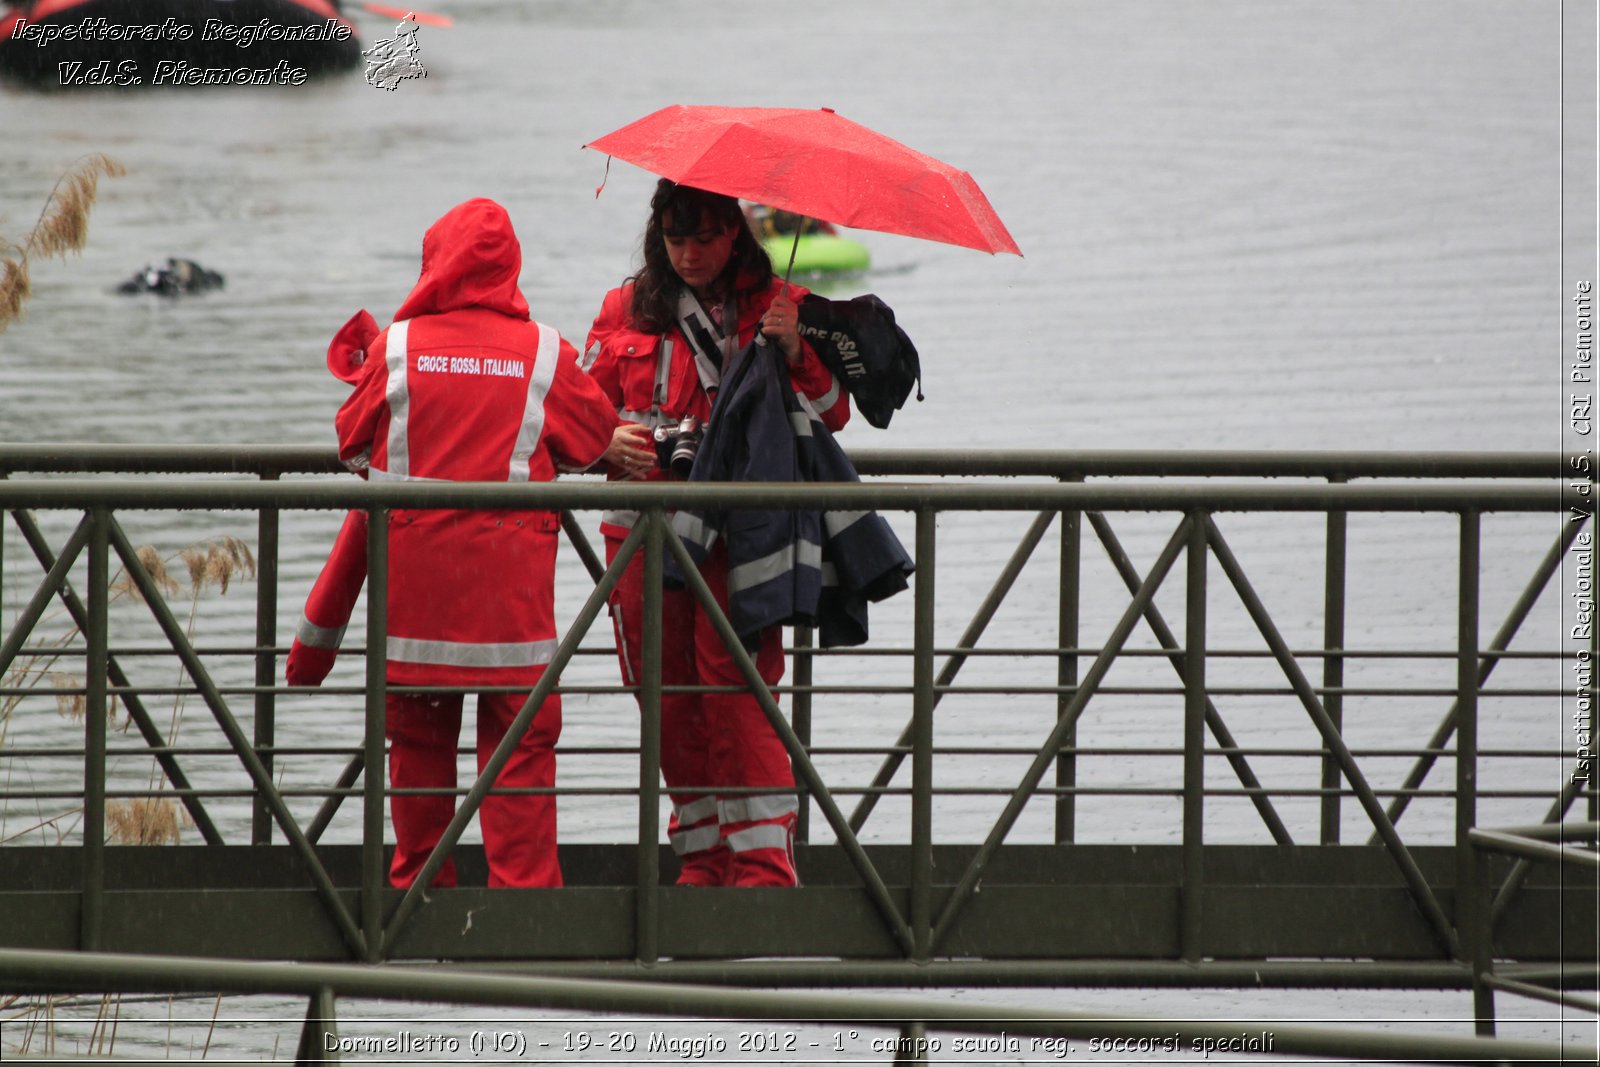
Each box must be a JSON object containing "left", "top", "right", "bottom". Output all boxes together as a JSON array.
[
  {"left": 0, "top": 153, "right": 126, "bottom": 335},
  {"left": 3, "top": 533, "right": 254, "bottom": 848}
]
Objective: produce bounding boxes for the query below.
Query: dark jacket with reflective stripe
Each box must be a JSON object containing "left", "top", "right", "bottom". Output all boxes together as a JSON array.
[{"left": 667, "top": 338, "right": 913, "bottom": 648}]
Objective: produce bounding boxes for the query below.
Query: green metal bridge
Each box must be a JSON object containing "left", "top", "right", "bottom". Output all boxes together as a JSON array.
[{"left": 0, "top": 446, "right": 1594, "bottom": 1063}]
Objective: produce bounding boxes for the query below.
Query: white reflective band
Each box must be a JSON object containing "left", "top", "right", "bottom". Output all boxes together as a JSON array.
[
  {"left": 508, "top": 322, "right": 559, "bottom": 483},
  {"left": 383, "top": 320, "right": 412, "bottom": 479},
  {"left": 387, "top": 635, "right": 557, "bottom": 670},
  {"left": 620, "top": 409, "right": 671, "bottom": 429},
  {"left": 824, "top": 510, "right": 869, "bottom": 537},
  {"left": 602, "top": 509, "right": 639, "bottom": 530},
  {"left": 670, "top": 823, "right": 723, "bottom": 856},
  {"left": 367, "top": 467, "right": 449, "bottom": 483},
  {"left": 728, "top": 539, "right": 821, "bottom": 594},
  {"left": 675, "top": 796, "right": 719, "bottom": 826},
  {"left": 789, "top": 411, "right": 814, "bottom": 437},
  {"left": 810, "top": 375, "right": 842, "bottom": 412},
  {"left": 718, "top": 794, "right": 799, "bottom": 825},
  {"left": 295, "top": 615, "right": 346, "bottom": 649},
  {"left": 725, "top": 824, "right": 792, "bottom": 854},
  {"left": 342, "top": 450, "right": 371, "bottom": 475},
  {"left": 670, "top": 511, "right": 717, "bottom": 550},
  {"left": 582, "top": 338, "right": 601, "bottom": 371}
]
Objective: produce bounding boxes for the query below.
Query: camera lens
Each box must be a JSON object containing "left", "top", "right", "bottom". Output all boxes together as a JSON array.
[{"left": 670, "top": 435, "right": 698, "bottom": 478}]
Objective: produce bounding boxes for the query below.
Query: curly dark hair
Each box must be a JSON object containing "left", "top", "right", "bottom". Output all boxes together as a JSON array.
[{"left": 625, "top": 179, "right": 773, "bottom": 333}]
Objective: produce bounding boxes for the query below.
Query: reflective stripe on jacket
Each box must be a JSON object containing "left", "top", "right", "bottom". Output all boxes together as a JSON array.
[{"left": 310, "top": 199, "right": 618, "bottom": 686}]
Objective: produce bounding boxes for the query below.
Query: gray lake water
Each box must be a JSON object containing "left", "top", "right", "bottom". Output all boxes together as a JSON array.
[{"left": 2, "top": 0, "right": 1594, "bottom": 1059}]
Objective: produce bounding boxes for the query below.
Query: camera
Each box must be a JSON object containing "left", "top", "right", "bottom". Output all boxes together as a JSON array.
[{"left": 653, "top": 415, "right": 705, "bottom": 477}]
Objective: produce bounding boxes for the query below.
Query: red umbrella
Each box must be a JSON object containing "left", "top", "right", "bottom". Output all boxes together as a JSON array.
[{"left": 583, "top": 105, "right": 1021, "bottom": 258}]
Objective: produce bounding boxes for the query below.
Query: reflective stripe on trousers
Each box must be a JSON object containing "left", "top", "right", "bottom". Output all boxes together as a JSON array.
[
  {"left": 719, "top": 794, "right": 799, "bottom": 825},
  {"left": 725, "top": 823, "right": 793, "bottom": 854}
]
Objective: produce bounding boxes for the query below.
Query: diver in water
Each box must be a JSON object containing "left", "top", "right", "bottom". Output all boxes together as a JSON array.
[{"left": 116, "top": 258, "right": 225, "bottom": 296}]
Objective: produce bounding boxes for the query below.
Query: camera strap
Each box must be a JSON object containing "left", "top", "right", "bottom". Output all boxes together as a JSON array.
[
  {"left": 650, "top": 338, "right": 674, "bottom": 423},
  {"left": 674, "top": 289, "right": 734, "bottom": 404}
]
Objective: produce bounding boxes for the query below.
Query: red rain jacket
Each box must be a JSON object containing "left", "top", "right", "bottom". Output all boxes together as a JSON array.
[
  {"left": 287, "top": 198, "right": 617, "bottom": 687},
  {"left": 582, "top": 276, "right": 848, "bottom": 540}
]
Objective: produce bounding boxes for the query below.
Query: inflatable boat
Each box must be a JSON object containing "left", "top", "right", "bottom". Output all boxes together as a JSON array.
[
  {"left": 0, "top": 0, "right": 362, "bottom": 86},
  {"left": 763, "top": 232, "right": 872, "bottom": 277},
  {"left": 747, "top": 203, "right": 871, "bottom": 278}
]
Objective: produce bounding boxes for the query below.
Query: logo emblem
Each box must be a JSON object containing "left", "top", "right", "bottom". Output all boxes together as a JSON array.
[{"left": 362, "top": 13, "right": 426, "bottom": 90}]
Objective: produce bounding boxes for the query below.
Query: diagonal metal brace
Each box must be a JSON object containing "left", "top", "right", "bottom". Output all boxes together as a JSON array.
[
  {"left": 660, "top": 520, "right": 917, "bottom": 957},
  {"left": 380, "top": 520, "right": 647, "bottom": 956},
  {"left": 1375, "top": 515, "right": 1590, "bottom": 839},
  {"left": 848, "top": 510, "right": 1059, "bottom": 834},
  {"left": 104, "top": 516, "right": 365, "bottom": 957},
  {"left": 1207, "top": 517, "right": 1459, "bottom": 958},
  {"left": 0, "top": 514, "right": 90, "bottom": 677},
  {"left": 1086, "top": 510, "right": 1294, "bottom": 845},
  {"left": 1491, "top": 769, "right": 1598, "bottom": 924},
  {"left": 6, "top": 509, "right": 224, "bottom": 845},
  {"left": 929, "top": 516, "right": 1193, "bottom": 955}
]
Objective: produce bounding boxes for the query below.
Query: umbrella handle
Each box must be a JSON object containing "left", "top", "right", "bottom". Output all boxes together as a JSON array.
[
  {"left": 780, "top": 229, "right": 800, "bottom": 295},
  {"left": 756, "top": 230, "right": 801, "bottom": 354}
]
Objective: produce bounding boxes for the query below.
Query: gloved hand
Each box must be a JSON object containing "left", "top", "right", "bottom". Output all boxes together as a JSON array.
[{"left": 285, "top": 640, "right": 336, "bottom": 687}]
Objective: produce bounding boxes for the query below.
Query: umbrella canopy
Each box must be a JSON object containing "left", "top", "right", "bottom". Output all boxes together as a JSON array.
[{"left": 584, "top": 105, "right": 1021, "bottom": 257}]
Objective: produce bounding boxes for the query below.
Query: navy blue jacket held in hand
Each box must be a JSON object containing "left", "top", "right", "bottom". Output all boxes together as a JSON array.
[{"left": 666, "top": 338, "right": 914, "bottom": 648}]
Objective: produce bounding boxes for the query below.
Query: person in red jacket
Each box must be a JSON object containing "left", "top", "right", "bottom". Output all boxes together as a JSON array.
[
  {"left": 286, "top": 197, "right": 638, "bottom": 890},
  {"left": 584, "top": 180, "right": 850, "bottom": 887}
]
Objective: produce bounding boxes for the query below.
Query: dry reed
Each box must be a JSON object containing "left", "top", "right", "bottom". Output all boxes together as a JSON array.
[
  {"left": 110, "top": 544, "right": 179, "bottom": 602},
  {"left": 0, "top": 153, "right": 126, "bottom": 335},
  {"left": 104, "top": 796, "right": 184, "bottom": 845},
  {"left": 180, "top": 535, "right": 257, "bottom": 597},
  {"left": 49, "top": 671, "right": 87, "bottom": 721}
]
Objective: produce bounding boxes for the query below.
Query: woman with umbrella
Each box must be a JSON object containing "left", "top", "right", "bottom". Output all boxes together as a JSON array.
[{"left": 584, "top": 178, "right": 850, "bottom": 887}]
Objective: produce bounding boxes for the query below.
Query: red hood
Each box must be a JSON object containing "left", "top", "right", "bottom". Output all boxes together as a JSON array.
[{"left": 393, "top": 198, "right": 530, "bottom": 322}]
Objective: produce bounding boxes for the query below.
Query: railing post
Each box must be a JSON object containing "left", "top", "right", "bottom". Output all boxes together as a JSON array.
[
  {"left": 792, "top": 624, "right": 814, "bottom": 844},
  {"left": 911, "top": 509, "right": 936, "bottom": 962},
  {"left": 1, "top": 479, "right": 7, "bottom": 630},
  {"left": 81, "top": 506, "right": 109, "bottom": 952},
  {"left": 1181, "top": 510, "right": 1207, "bottom": 963},
  {"left": 893, "top": 1021, "right": 929, "bottom": 1065},
  {"left": 362, "top": 508, "right": 389, "bottom": 964},
  {"left": 1322, "top": 477, "right": 1348, "bottom": 843},
  {"left": 253, "top": 473, "right": 280, "bottom": 846},
  {"left": 1456, "top": 508, "right": 1493, "bottom": 1033},
  {"left": 1056, "top": 483, "right": 1081, "bottom": 844},
  {"left": 636, "top": 510, "right": 663, "bottom": 966},
  {"left": 295, "top": 985, "right": 339, "bottom": 1063}
]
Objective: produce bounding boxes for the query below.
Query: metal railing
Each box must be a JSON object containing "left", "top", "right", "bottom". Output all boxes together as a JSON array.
[{"left": 0, "top": 447, "right": 1594, "bottom": 1056}]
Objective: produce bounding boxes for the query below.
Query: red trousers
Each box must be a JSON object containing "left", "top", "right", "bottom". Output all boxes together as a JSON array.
[
  {"left": 606, "top": 536, "right": 798, "bottom": 886},
  {"left": 385, "top": 687, "right": 562, "bottom": 888}
]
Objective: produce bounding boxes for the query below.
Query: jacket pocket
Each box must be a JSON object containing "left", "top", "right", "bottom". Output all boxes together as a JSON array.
[{"left": 610, "top": 332, "right": 669, "bottom": 418}]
